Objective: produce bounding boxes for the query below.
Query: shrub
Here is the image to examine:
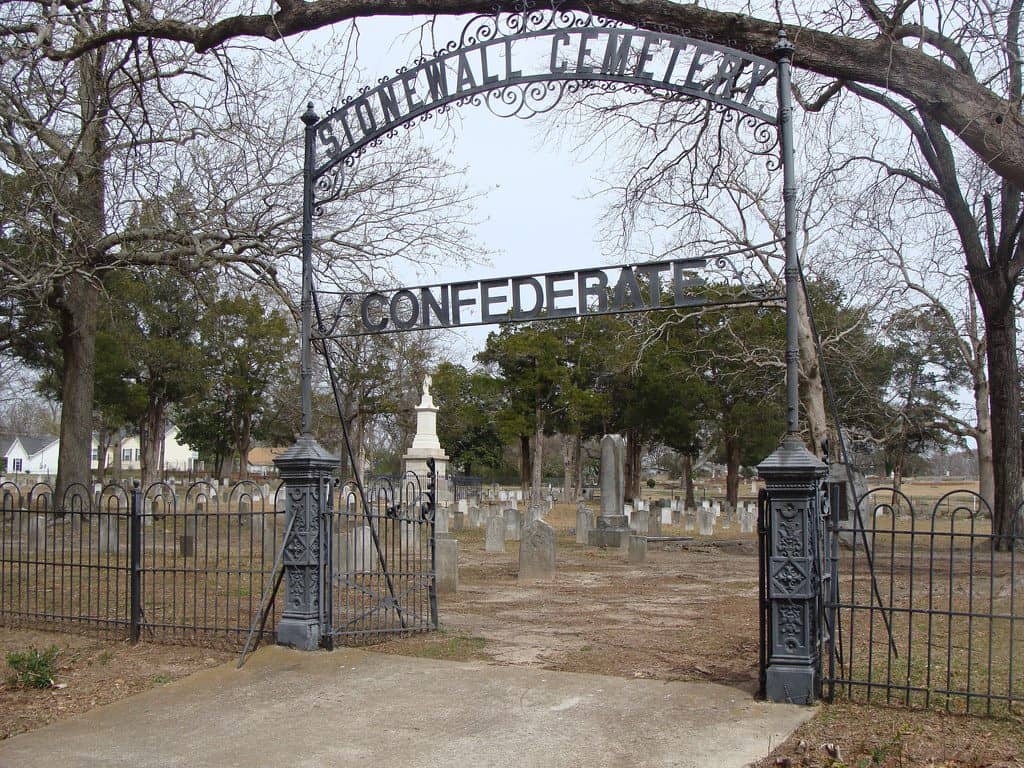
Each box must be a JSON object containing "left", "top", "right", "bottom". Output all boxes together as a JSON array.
[
  {"left": 646, "top": 478, "right": 657, "bottom": 488},
  {"left": 6, "top": 645, "right": 59, "bottom": 689}
]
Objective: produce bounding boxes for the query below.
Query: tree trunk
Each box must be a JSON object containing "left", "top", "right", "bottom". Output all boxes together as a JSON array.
[
  {"left": 530, "top": 406, "right": 543, "bottom": 503},
  {"left": 724, "top": 436, "right": 741, "bottom": 510},
  {"left": 796, "top": 282, "right": 829, "bottom": 458},
  {"left": 55, "top": 47, "right": 108, "bottom": 512},
  {"left": 236, "top": 413, "right": 252, "bottom": 481},
  {"left": 624, "top": 429, "right": 642, "bottom": 502},
  {"left": 973, "top": 368, "right": 995, "bottom": 510},
  {"left": 681, "top": 452, "right": 696, "bottom": 508},
  {"left": 981, "top": 311, "right": 1022, "bottom": 548},
  {"left": 561, "top": 433, "right": 578, "bottom": 502},
  {"left": 354, "top": 411, "right": 366, "bottom": 486},
  {"left": 519, "top": 434, "right": 531, "bottom": 491},
  {"left": 573, "top": 437, "right": 583, "bottom": 500},
  {"left": 140, "top": 399, "right": 166, "bottom": 489},
  {"left": 95, "top": 426, "right": 110, "bottom": 482},
  {"left": 55, "top": 274, "right": 99, "bottom": 511}
]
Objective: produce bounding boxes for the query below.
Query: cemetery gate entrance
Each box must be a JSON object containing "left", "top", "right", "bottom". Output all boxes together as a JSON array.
[{"left": 270, "top": 6, "right": 831, "bottom": 704}]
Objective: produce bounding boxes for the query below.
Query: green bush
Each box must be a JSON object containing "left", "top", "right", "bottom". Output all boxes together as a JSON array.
[
  {"left": 6, "top": 645, "right": 59, "bottom": 689},
  {"left": 646, "top": 478, "right": 657, "bottom": 488}
]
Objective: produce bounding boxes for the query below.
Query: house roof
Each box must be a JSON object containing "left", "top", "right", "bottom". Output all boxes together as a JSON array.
[{"left": 0, "top": 434, "right": 58, "bottom": 457}]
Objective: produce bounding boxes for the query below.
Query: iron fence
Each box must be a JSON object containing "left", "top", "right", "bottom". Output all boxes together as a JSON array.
[
  {"left": 0, "top": 480, "right": 284, "bottom": 650},
  {"left": 826, "top": 488, "right": 1022, "bottom": 716},
  {"left": 450, "top": 475, "right": 482, "bottom": 502}
]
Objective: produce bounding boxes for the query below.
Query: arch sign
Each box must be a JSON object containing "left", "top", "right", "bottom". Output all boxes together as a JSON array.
[{"left": 284, "top": 5, "right": 827, "bottom": 707}]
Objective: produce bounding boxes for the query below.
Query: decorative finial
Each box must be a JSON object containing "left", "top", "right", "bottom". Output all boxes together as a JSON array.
[
  {"left": 773, "top": 28, "right": 794, "bottom": 59},
  {"left": 301, "top": 102, "right": 319, "bottom": 126}
]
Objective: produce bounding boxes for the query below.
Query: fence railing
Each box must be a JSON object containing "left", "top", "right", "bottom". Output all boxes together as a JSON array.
[
  {"left": 827, "top": 488, "right": 1022, "bottom": 716},
  {"left": 0, "top": 480, "right": 284, "bottom": 650}
]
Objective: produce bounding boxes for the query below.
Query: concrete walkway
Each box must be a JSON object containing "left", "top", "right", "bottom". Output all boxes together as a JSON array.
[{"left": 0, "top": 646, "right": 814, "bottom": 768}]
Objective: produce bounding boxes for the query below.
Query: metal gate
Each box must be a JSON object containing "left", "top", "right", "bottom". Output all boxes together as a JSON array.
[
  {"left": 823, "top": 488, "right": 1023, "bottom": 716},
  {"left": 322, "top": 465, "right": 438, "bottom": 645}
]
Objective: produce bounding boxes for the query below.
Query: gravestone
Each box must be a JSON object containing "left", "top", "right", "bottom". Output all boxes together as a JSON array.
[
  {"left": 457, "top": 499, "right": 468, "bottom": 515},
  {"left": 468, "top": 505, "right": 483, "bottom": 528},
  {"left": 660, "top": 506, "right": 672, "bottom": 526},
  {"left": 631, "top": 507, "right": 650, "bottom": 536},
  {"left": 683, "top": 508, "right": 695, "bottom": 532},
  {"left": 399, "top": 520, "right": 421, "bottom": 554},
  {"left": 699, "top": 507, "right": 715, "bottom": 537},
  {"left": 485, "top": 514, "right": 505, "bottom": 553},
  {"left": 434, "top": 506, "right": 450, "bottom": 537},
  {"left": 647, "top": 512, "right": 662, "bottom": 538},
  {"left": 740, "top": 503, "right": 757, "bottom": 534},
  {"left": 96, "top": 514, "right": 118, "bottom": 555},
  {"left": 503, "top": 508, "right": 521, "bottom": 541},
  {"left": 177, "top": 515, "right": 196, "bottom": 558},
  {"left": 527, "top": 503, "right": 545, "bottom": 524},
  {"left": 345, "top": 525, "right": 381, "bottom": 574},
  {"left": 436, "top": 537, "right": 458, "bottom": 593},
  {"left": 589, "top": 434, "right": 632, "bottom": 547},
  {"left": 24, "top": 513, "right": 45, "bottom": 549},
  {"left": 628, "top": 535, "right": 647, "bottom": 564},
  {"left": 260, "top": 513, "right": 280, "bottom": 561},
  {"left": 518, "top": 519, "right": 555, "bottom": 583},
  {"left": 452, "top": 509, "right": 464, "bottom": 532},
  {"left": 575, "top": 503, "right": 594, "bottom": 545}
]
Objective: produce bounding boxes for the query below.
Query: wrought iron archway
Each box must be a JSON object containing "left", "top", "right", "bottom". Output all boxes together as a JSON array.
[{"left": 273, "top": 6, "right": 829, "bottom": 705}]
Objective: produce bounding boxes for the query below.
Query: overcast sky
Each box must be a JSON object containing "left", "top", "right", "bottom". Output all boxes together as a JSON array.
[{"left": 326, "top": 16, "right": 630, "bottom": 361}]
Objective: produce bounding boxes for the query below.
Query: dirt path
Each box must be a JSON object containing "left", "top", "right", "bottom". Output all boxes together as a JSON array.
[{"left": 377, "top": 507, "right": 763, "bottom": 692}]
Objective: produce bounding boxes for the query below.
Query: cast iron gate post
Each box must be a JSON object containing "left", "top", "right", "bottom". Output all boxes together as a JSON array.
[
  {"left": 273, "top": 435, "right": 340, "bottom": 650},
  {"left": 757, "top": 437, "right": 827, "bottom": 703}
]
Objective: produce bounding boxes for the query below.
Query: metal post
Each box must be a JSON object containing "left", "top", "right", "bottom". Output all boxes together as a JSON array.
[
  {"left": 775, "top": 30, "right": 800, "bottom": 437},
  {"left": 754, "top": 30, "right": 830, "bottom": 705},
  {"left": 273, "top": 436, "right": 339, "bottom": 651},
  {"left": 129, "top": 480, "right": 142, "bottom": 644},
  {"left": 300, "top": 103, "right": 318, "bottom": 436}
]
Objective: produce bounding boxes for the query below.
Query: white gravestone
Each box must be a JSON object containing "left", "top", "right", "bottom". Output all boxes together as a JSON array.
[
  {"left": 503, "top": 508, "right": 521, "bottom": 541},
  {"left": 485, "top": 514, "right": 505, "bottom": 553},
  {"left": 699, "top": 508, "right": 715, "bottom": 537}
]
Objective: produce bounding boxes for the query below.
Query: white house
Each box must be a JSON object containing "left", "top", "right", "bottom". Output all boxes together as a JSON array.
[
  {"left": 0, "top": 434, "right": 60, "bottom": 476},
  {"left": 108, "top": 426, "right": 199, "bottom": 472}
]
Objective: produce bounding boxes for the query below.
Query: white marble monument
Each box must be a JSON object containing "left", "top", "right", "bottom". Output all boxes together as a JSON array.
[{"left": 402, "top": 375, "right": 451, "bottom": 500}]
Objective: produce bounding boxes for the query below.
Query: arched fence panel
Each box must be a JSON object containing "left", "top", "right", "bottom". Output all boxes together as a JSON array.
[
  {"left": 826, "top": 488, "right": 1023, "bottom": 716},
  {"left": 0, "top": 480, "right": 286, "bottom": 650}
]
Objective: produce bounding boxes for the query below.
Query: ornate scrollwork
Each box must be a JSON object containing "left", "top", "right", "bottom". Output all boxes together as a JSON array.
[
  {"left": 312, "top": 291, "right": 357, "bottom": 338},
  {"left": 313, "top": 4, "right": 782, "bottom": 212},
  {"left": 703, "top": 254, "right": 779, "bottom": 301}
]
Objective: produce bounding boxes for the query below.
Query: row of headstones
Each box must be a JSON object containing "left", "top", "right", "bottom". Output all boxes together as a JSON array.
[
  {"left": 439, "top": 496, "right": 558, "bottom": 536},
  {"left": 481, "top": 487, "right": 564, "bottom": 505},
  {"left": 575, "top": 499, "right": 759, "bottom": 538}
]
